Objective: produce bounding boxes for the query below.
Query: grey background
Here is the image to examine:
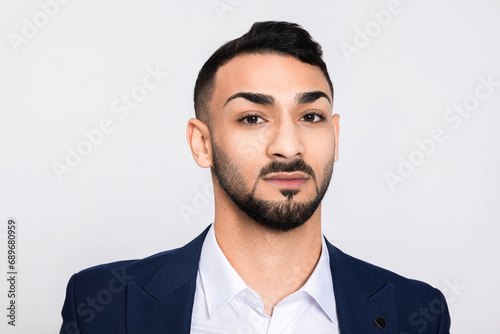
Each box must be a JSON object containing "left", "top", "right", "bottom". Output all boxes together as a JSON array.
[{"left": 1, "top": 0, "right": 499, "bottom": 332}]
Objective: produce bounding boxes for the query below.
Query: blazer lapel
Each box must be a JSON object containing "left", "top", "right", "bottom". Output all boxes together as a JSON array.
[
  {"left": 125, "top": 226, "right": 210, "bottom": 334},
  {"left": 327, "top": 241, "right": 398, "bottom": 334},
  {"left": 124, "top": 227, "right": 399, "bottom": 333}
]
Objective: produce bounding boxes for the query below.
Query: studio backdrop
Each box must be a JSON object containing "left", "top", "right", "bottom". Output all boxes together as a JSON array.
[{"left": 1, "top": 0, "right": 499, "bottom": 333}]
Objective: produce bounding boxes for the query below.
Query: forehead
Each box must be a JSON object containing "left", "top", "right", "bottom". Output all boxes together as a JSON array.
[{"left": 210, "top": 53, "right": 331, "bottom": 110}]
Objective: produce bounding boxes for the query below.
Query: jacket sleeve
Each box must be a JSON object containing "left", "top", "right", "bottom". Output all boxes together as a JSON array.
[
  {"left": 436, "top": 288, "right": 451, "bottom": 334},
  {"left": 60, "top": 274, "right": 81, "bottom": 334}
]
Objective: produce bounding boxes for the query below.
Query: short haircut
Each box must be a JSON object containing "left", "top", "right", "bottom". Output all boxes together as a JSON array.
[{"left": 193, "top": 21, "right": 333, "bottom": 126}]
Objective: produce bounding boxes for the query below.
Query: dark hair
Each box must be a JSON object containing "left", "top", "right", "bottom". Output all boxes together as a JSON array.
[{"left": 193, "top": 21, "right": 333, "bottom": 125}]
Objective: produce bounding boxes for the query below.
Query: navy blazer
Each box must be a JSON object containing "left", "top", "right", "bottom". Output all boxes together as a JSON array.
[{"left": 60, "top": 225, "right": 451, "bottom": 333}]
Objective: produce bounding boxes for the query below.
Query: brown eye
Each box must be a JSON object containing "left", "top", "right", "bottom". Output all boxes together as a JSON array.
[
  {"left": 304, "top": 114, "right": 315, "bottom": 122},
  {"left": 246, "top": 115, "right": 259, "bottom": 123},
  {"left": 240, "top": 114, "right": 264, "bottom": 125},
  {"left": 301, "top": 113, "right": 324, "bottom": 123}
]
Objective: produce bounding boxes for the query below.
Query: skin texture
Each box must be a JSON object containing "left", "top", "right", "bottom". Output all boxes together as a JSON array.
[
  {"left": 186, "top": 53, "right": 340, "bottom": 316},
  {"left": 211, "top": 140, "right": 334, "bottom": 232}
]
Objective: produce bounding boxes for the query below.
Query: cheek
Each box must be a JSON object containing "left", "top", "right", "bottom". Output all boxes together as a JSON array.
[
  {"left": 231, "top": 132, "right": 269, "bottom": 164},
  {"left": 213, "top": 134, "right": 263, "bottom": 182},
  {"left": 306, "top": 133, "right": 335, "bottom": 174},
  {"left": 307, "top": 131, "right": 335, "bottom": 155}
]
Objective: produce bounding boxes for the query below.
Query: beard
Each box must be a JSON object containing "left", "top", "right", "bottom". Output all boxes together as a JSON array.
[{"left": 211, "top": 141, "right": 334, "bottom": 232}]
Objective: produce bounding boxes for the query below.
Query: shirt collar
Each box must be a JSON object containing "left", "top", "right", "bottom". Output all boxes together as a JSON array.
[
  {"left": 298, "top": 236, "right": 337, "bottom": 322},
  {"left": 198, "top": 224, "right": 249, "bottom": 317},
  {"left": 198, "top": 224, "right": 337, "bottom": 321}
]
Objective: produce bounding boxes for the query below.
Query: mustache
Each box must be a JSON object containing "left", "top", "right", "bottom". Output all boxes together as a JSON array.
[{"left": 259, "top": 159, "right": 316, "bottom": 179}]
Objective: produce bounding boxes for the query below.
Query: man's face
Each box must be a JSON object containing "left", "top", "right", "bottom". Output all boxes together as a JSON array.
[{"left": 208, "top": 53, "right": 337, "bottom": 231}]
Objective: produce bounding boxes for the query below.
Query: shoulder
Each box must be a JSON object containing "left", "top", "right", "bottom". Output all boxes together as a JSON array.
[
  {"left": 326, "top": 240, "right": 450, "bottom": 332},
  {"left": 327, "top": 239, "right": 439, "bottom": 292},
  {"left": 69, "top": 248, "right": 174, "bottom": 295},
  {"left": 70, "top": 225, "right": 210, "bottom": 294},
  {"left": 60, "top": 226, "right": 210, "bottom": 332}
]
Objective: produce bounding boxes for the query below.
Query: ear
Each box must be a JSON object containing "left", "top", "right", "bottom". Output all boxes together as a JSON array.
[
  {"left": 186, "top": 118, "right": 213, "bottom": 168},
  {"left": 332, "top": 114, "right": 340, "bottom": 162}
]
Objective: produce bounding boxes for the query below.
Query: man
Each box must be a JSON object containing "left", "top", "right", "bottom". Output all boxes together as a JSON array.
[{"left": 60, "top": 21, "right": 451, "bottom": 333}]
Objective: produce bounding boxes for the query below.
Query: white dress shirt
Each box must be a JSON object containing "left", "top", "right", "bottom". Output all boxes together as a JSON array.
[{"left": 190, "top": 224, "right": 340, "bottom": 334}]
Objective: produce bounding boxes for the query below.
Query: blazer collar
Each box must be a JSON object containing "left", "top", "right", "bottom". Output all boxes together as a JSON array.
[
  {"left": 125, "top": 225, "right": 211, "bottom": 334},
  {"left": 326, "top": 239, "right": 398, "bottom": 333},
  {"left": 124, "top": 226, "right": 398, "bottom": 334}
]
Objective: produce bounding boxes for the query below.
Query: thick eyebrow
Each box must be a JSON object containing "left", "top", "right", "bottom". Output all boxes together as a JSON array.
[
  {"left": 295, "top": 91, "right": 331, "bottom": 105},
  {"left": 224, "top": 92, "right": 275, "bottom": 107}
]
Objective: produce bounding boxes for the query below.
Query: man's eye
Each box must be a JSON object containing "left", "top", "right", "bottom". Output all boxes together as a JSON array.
[
  {"left": 240, "top": 115, "right": 264, "bottom": 125},
  {"left": 301, "top": 113, "right": 325, "bottom": 123}
]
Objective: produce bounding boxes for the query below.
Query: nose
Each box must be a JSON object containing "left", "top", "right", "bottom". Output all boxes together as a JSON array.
[{"left": 266, "top": 119, "right": 306, "bottom": 160}]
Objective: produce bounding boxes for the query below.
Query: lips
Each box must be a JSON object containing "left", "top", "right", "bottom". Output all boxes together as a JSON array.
[{"left": 263, "top": 172, "right": 309, "bottom": 189}]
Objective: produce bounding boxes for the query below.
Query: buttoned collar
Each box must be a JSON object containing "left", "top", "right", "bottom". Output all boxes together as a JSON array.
[{"left": 198, "top": 224, "right": 337, "bottom": 322}]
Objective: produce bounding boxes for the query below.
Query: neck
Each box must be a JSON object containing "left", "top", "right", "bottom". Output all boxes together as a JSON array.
[{"left": 213, "top": 187, "right": 323, "bottom": 316}]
